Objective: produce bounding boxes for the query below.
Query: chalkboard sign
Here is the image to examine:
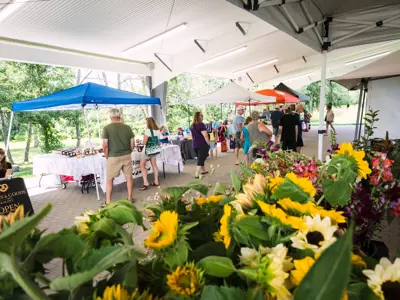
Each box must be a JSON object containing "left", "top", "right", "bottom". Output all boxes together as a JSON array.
[{"left": 0, "top": 178, "right": 34, "bottom": 216}]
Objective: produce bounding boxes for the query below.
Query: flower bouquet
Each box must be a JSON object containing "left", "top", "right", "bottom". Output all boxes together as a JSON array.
[{"left": 0, "top": 140, "right": 399, "bottom": 299}]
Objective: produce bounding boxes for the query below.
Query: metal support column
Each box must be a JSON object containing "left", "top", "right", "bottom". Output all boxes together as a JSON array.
[
  {"left": 96, "top": 108, "right": 101, "bottom": 140},
  {"left": 317, "top": 51, "right": 327, "bottom": 161},
  {"left": 354, "top": 83, "right": 364, "bottom": 140},
  {"left": 5, "top": 111, "right": 14, "bottom": 152},
  {"left": 358, "top": 86, "right": 368, "bottom": 140}
]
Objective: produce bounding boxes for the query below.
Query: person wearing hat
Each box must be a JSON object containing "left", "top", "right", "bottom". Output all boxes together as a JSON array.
[
  {"left": 232, "top": 105, "right": 246, "bottom": 165},
  {"left": 270, "top": 105, "right": 284, "bottom": 144}
]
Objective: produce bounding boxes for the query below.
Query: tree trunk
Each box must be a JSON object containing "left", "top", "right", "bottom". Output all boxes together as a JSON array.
[
  {"left": 76, "top": 123, "right": 81, "bottom": 147},
  {"left": 33, "top": 127, "right": 39, "bottom": 148},
  {"left": 24, "top": 123, "right": 32, "bottom": 163},
  {"left": 0, "top": 111, "right": 14, "bottom": 164}
]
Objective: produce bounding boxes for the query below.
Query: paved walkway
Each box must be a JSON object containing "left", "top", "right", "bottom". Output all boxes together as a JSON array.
[{"left": 29, "top": 125, "right": 399, "bottom": 263}]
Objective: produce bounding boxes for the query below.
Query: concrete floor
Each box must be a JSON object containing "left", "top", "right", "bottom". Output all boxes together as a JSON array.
[{"left": 29, "top": 125, "right": 399, "bottom": 272}]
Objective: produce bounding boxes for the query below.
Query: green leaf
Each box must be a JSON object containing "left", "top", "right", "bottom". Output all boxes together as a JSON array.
[
  {"left": 272, "top": 178, "right": 311, "bottom": 203},
  {"left": 74, "top": 246, "right": 121, "bottom": 272},
  {"left": 104, "top": 205, "right": 143, "bottom": 226},
  {"left": 231, "top": 171, "right": 242, "bottom": 193},
  {"left": 322, "top": 179, "right": 352, "bottom": 206},
  {"left": 186, "top": 182, "right": 209, "bottom": 196},
  {"left": 108, "top": 259, "right": 138, "bottom": 290},
  {"left": 50, "top": 246, "right": 134, "bottom": 291},
  {"left": 214, "top": 182, "right": 227, "bottom": 195},
  {"left": 30, "top": 229, "right": 85, "bottom": 264},
  {"left": 0, "top": 204, "right": 52, "bottom": 254},
  {"left": 236, "top": 216, "right": 269, "bottom": 241},
  {"left": 201, "top": 285, "right": 245, "bottom": 300},
  {"left": 162, "top": 186, "right": 189, "bottom": 200},
  {"left": 245, "top": 287, "right": 264, "bottom": 300},
  {"left": 198, "top": 256, "right": 236, "bottom": 278},
  {"left": 164, "top": 243, "right": 188, "bottom": 269},
  {"left": 237, "top": 268, "right": 257, "bottom": 281},
  {"left": 239, "top": 164, "right": 253, "bottom": 177},
  {"left": 181, "top": 222, "right": 199, "bottom": 232},
  {"left": 294, "top": 225, "right": 353, "bottom": 300},
  {"left": 190, "top": 242, "right": 226, "bottom": 262},
  {"left": 91, "top": 218, "right": 117, "bottom": 237}
]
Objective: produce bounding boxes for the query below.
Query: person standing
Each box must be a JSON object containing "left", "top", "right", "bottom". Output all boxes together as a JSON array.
[
  {"left": 102, "top": 109, "right": 135, "bottom": 207},
  {"left": 293, "top": 104, "right": 304, "bottom": 153},
  {"left": 190, "top": 112, "right": 210, "bottom": 178},
  {"left": 279, "top": 107, "right": 299, "bottom": 151},
  {"left": 247, "top": 111, "right": 272, "bottom": 159},
  {"left": 0, "top": 148, "right": 12, "bottom": 179},
  {"left": 232, "top": 106, "right": 245, "bottom": 165},
  {"left": 241, "top": 117, "right": 252, "bottom": 166},
  {"left": 139, "top": 117, "right": 160, "bottom": 191},
  {"left": 325, "top": 104, "right": 336, "bottom": 135},
  {"left": 159, "top": 125, "right": 169, "bottom": 144},
  {"left": 270, "top": 105, "right": 284, "bottom": 144}
]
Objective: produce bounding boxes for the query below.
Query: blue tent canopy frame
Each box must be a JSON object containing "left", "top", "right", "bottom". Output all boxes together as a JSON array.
[
  {"left": 12, "top": 82, "right": 161, "bottom": 112},
  {"left": 7, "top": 82, "right": 161, "bottom": 201}
]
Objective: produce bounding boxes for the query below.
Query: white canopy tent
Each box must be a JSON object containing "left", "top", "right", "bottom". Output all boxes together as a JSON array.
[
  {"left": 228, "top": 0, "right": 400, "bottom": 159},
  {"left": 1, "top": 0, "right": 400, "bottom": 159},
  {"left": 188, "top": 82, "right": 275, "bottom": 105}
]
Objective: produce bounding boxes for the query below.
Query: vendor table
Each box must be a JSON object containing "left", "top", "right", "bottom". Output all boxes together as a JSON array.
[
  {"left": 33, "top": 145, "right": 183, "bottom": 195},
  {"left": 171, "top": 139, "right": 196, "bottom": 160}
]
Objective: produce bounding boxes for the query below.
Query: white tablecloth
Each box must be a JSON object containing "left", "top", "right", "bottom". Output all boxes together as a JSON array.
[
  {"left": 32, "top": 154, "right": 103, "bottom": 180},
  {"left": 33, "top": 145, "right": 183, "bottom": 193}
]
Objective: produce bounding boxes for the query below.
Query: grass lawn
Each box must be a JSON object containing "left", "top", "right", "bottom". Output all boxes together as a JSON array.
[{"left": 7, "top": 139, "right": 78, "bottom": 178}]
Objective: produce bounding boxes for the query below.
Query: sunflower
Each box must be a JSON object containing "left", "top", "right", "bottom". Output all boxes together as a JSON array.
[
  {"left": 218, "top": 204, "right": 232, "bottom": 249},
  {"left": 233, "top": 174, "right": 268, "bottom": 207},
  {"left": 97, "top": 285, "right": 131, "bottom": 300},
  {"left": 335, "top": 142, "right": 372, "bottom": 179},
  {"left": 351, "top": 253, "right": 366, "bottom": 268},
  {"left": 131, "top": 289, "right": 159, "bottom": 300},
  {"left": 290, "top": 256, "right": 315, "bottom": 286},
  {"left": 167, "top": 262, "right": 204, "bottom": 296},
  {"left": 269, "top": 176, "right": 285, "bottom": 193},
  {"left": 0, "top": 205, "right": 24, "bottom": 232},
  {"left": 194, "top": 197, "right": 208, "bottom": 206},
  {"left": 286, "top": 173, "right": 316, "bottom": 198},
  {"left": 258, "top": 201, "right": 306, "bottom": 231},
  {"left": 278, "top": 198, "right": 346, "bottom": 225},
  {"left": 362, "top": 257, "right": 400, "bottom": 300},
  {"left": 290, "top": 214, "right": 337, "bottom": 253},
  {"left": 144, "top": 211, "right": 178, "bottom": 250},
  {"left": 208, "top": 195, "right": 223, "bottom": 203}
]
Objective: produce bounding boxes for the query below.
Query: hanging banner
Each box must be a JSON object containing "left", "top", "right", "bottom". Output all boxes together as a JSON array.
[{"left": 0, "top": 178, "right": 34, "bottom": 216}]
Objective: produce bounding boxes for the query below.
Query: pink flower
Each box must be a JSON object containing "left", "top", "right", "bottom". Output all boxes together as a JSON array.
[
  {"left": 379, "top": 152, "right": 387, "bottom": 160},
  {"left": 383, "top": 159, "right": 393, "bottom": 169},
  {"left": 369, "top": 174, "right": 380, "bottom": 186},
  {"left": 382, "top": 169, "right": 393, "bottom": 182},
  {"left": 371, "top": 157, "right": 380, "bottom": 170}
]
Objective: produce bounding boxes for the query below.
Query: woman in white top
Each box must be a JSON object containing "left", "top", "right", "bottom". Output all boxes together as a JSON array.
[
  {"left": 325, "top": 104, "right": 336, "bottom": 135},
  {"left": 139, "top": 117, "right": 160, "bottom": 191}
]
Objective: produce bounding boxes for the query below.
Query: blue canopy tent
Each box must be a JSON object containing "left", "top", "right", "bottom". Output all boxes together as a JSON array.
[{"left": 7, "top": 82, "right": 161, "bottom": 200}]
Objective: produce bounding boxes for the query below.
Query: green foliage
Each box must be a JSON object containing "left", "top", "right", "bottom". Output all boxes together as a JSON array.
[
  {"left": 200, "top": 285, "right": 245, "bottom": 300},
  {"left": 295, "top": 226, "right": 353, "bottom": 300},
  {"left": 272, "top": 177, "right": 312, "bottom": 203},
  {"left": 198, "top": 256, "right": 236, "bottom": 278}
]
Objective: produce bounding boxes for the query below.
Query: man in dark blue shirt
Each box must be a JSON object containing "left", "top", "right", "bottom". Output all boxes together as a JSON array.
[{"left": 270, "top": 106, "right": 284, "bottom": 144}]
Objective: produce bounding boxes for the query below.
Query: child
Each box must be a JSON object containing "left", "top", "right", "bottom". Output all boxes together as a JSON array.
[
  {"left": 325, "top": 104, "right": 336, "bottom": 135},
  {"left": 241, "top": 117, "right": 252, "bottom": 166},
  {"left": 209, "top": 130, "right": 216, "bottom": 158}
]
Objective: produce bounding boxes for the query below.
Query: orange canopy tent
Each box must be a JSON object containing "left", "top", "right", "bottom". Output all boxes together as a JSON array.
[{"left": 235, "top": 89, "right": 300, "bottom": 106}]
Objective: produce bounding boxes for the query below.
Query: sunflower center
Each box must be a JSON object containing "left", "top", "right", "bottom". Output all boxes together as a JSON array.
[
  {"left": 382, "top": 281, "right": 400, "bottom": 300},
  {"left": 306, "top": 231, "right": 324, "bottom": 246}
]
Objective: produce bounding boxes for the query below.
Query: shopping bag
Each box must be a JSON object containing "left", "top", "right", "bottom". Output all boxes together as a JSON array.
[{"left": 145, "top": 129, "right": 162, "bottom": 157}]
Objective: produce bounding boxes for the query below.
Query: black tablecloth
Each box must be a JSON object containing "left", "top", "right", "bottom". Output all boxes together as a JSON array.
[{"left": 172, "top": 139, "right": 196, "bottom": 160}]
